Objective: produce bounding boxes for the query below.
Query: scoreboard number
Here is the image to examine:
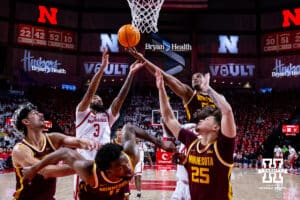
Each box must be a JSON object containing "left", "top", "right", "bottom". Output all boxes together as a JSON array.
[
  {"left": 17, "top": 24, "right": 75, "bottom": 50},
  {"left": 20, "top": 29, "right": 32, "bottom": 38}
]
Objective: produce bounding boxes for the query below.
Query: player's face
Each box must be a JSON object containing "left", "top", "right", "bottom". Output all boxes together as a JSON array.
[
  {"left": 109, "top": 154, "right": 134, "bottom": 180},
  {"left": 24, "top": 110, "right": 45, "bottom": 129},
  {"left": 192, "top": 73, "right": 204, "bottom": 91},
  {"left": 196, "top": 115, "right": 219, "bottom": 134},
  {"left": 90, "top": 95, "right": 105, "bottom": 112}
]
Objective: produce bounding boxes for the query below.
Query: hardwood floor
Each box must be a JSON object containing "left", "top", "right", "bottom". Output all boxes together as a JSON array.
[{"left": 1, "top": 167, "right": 299, "bottom": 200}]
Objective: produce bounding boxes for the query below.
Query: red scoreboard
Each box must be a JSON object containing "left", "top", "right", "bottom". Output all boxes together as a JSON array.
[
  {"left": 263, "top": 30, "right": 300, "bottom": 52},
  {"left": 282, "top": 124, "right": 299, "bottom": 136},
  {"left": 17, "top": 24, "right": 75, "bottom": 50}
]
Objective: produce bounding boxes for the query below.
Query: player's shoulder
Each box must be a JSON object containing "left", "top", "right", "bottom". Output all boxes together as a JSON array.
[{"left": 12, "top": 142, "right": 33, "bottom": 159}]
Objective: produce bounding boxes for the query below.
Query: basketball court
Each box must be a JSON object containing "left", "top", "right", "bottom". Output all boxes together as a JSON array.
[{"left": 1, "top": 167, "right": 299, "bottom": 199}]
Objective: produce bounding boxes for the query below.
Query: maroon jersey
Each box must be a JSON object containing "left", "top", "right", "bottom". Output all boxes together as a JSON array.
[
  {"left": 78, "top": 153, "right": 132, "bottom": 200},
  {"left": 184, "top": 91, "right": 215, "bottom": 121},
  {"left": 179, "top": 129, "right": 235, "bottom": 200},
  {"left": 13, "top": 134, "right": 57, "bottom": 200}
]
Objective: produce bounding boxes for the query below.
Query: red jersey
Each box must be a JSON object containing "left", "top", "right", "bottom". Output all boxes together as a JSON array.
[
  {"left": 184, "top": 91, "right": 215, "bottom": 121},
  {"left": 179, "top": 129, "right": 235, "bottom": 200},
  {"left": 78, "top": 153, "right": 133, "bottom": 200},
  {"left": 13, "top": 134, "right": 57, "bottom": 200}
]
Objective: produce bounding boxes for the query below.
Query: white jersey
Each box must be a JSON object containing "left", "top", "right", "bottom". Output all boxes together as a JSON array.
[
  {"left": 176, "top": 143, "right": 189, "bottom": 182},
  {"left": 171, "top": 123, "right": 196, "bottom": 200},
  {"left": 134, "top": 142, "right": 146, "bottom": 175},
  {"left": 273, "top": 147, "right": 282, "bottom": 158},
  {"left": 171, "top": 143, "right": 190, "bottom": 200},
  {"left": 76, "top": 107, "right": 119, "bottom": 160}
]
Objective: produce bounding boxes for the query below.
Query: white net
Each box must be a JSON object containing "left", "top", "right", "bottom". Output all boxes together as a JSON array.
[{"left": 127, "top": 0, "right": 165, "bottom": 33}]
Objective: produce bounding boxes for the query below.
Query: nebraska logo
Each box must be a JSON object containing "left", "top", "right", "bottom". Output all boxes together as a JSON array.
[
  {"left": 218, "top": 35, "right": 239, "bottom": 54},
  {"left": 37, "top": 5, "right": 58, "bottom": 25},
  {"left": 282, "top": 8, "right": 300, "bottom": 28}
]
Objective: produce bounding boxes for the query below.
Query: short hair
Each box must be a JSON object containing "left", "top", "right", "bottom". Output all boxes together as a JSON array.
[
  {"left": 191, "top": 106, "right": 221, "bottom": 126},
  {"left": 12, "top": 102, "right": 37, "bottom": 135},
  {"left": 95, "top": 143, "right": 123, "bottom": 171}
]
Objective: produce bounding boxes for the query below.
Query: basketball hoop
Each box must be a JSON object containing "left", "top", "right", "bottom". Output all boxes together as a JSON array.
[{"left": 126, "top": 0, "right": 165, "bottom": 33}]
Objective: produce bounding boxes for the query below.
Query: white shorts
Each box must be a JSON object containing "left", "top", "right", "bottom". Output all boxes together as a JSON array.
[
  {"left": 134, "top": 160, "right": 144, "bottom": 176},
  {"left": 171, "top": 180, "right": 191, "bottom": 200}
]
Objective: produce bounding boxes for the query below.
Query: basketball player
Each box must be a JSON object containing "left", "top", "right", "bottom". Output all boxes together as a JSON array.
[
  {"left": 286, "top": 145, "right": 298, "bottom": 169},
  {"left": 273, "top": 144, "right": 283, "bottom": 159},
  {"left": 74, "top": 48, "right": 144, "bottom": 198},
  {"left": 22, "top": 123, "right": 176, "bottom": 200},
  {"left": 76, "top": 48, "right": 145, "bottom": 160},
  {"left": 156, "top": 71, "right": 236, "bottom": 200},
  {"left": 11, "top": 102, "right": 99, "bottom": 200},
  {"left": 129, "top": 48, "right": 217, "bottom": 200},
  {"left": 127, "top": 48, "right": 215, "bottom": 121},
  {"left": 134, "top": 138, "right": 148, "bottom": 199},
  {"left": 111, "top": 126, "right": 123, "bottom": 145}
]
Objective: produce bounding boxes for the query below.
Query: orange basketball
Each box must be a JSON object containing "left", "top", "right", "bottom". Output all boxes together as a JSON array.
[{"left": 118, "top": 24, "right": 141, "bottom": 47}]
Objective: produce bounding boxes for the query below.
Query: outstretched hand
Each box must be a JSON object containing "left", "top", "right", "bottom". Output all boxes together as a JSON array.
[
  {"left": 200, "top": 73, "right": 211, "bottom": 93},
  {"left": 129, "top": 60, "right": 145, "bottom": 75},
  {"left": 126, "top": 47, "right": 145, "bottom": 61}
]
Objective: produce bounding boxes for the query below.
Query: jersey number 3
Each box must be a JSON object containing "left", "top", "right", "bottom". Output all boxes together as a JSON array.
[
  {"left": 191, "top": 166, "right": 210, "bottom": 184},
  {"left": 93, "top": 124, "right": 100, "bottom": 137}
]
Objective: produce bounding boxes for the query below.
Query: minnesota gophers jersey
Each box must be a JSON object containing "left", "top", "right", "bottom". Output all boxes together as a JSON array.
[
  {"left": 179, "top": 128, "right": 235, "bottom": 200},
  {"left": 13, "top": 134, "right": 57, "bottom": 200},
  {"left": 78, "top": 153, "right": 133, "bottom": 200},
  {"left": 184, "top": 91, "right": 215, "bottom": 122}
]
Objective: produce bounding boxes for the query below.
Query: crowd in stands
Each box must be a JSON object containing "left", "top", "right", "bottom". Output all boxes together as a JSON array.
[
  {"left": 0, "top": 87, "right": 299, "bottom": 171},
  {"left": 0, "top": 97, "right": 26, "bottom": 170}
]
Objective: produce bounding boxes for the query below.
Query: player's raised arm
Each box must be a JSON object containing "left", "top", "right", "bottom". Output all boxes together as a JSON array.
[
  {"left": 110, "top": 60, "right": 145, "bottom": 116},
  {"left": 201, "top": 73, "right": 236, "bottom": 138},
  {"left": 155, "top": 70, "right": 181, "bottom": 139},
  {"left": 127, "top": 48, "right": 193, "bottom": 103},
  {"left": 77, "top": 48, "right": 109, "bottom": 112}
]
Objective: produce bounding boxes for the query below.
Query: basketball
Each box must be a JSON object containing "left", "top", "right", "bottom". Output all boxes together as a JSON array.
[{"left": 118, "top": 24, "right": 141, "bottom": 47}]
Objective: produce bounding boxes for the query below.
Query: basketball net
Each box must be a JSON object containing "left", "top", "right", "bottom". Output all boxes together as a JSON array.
[{"left": 127, "top": 0, "right": 165, "bottom": 33}]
